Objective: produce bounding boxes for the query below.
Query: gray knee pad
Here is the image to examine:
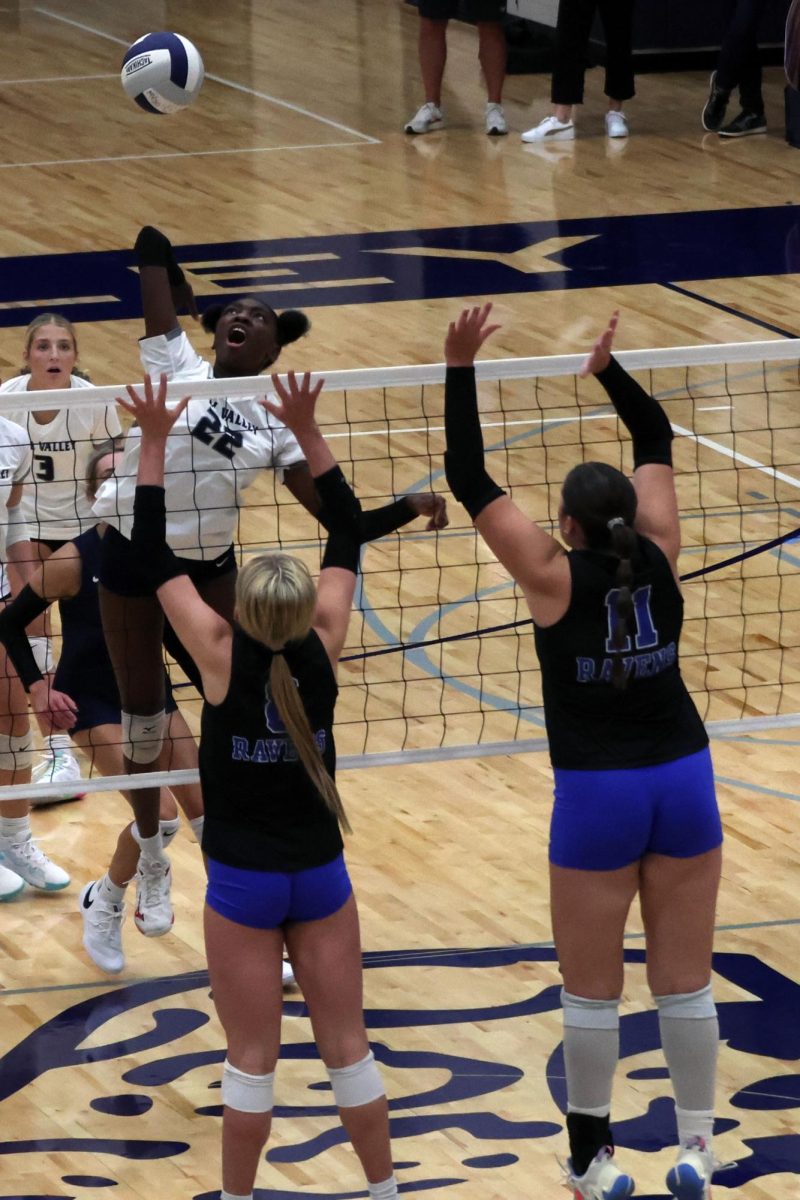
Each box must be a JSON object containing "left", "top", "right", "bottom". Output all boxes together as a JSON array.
[
  {"left": 327, "top": 1050, "right": 385, "bottom": 1108},
  {"left": 121, "top": 710, "right": 166, "bottom": 764},
  {"left": 0, "top": 729, "right": 34, "bottom": 772},
  {"left": 654, "top": 984, "right": 716, "bottom": 1019},
  {"left": 221, "top": 1059, "right": 275, "bottom": 1113},
  {"left": 561, "top": 989, "right": 621, "bottom": 1029}
]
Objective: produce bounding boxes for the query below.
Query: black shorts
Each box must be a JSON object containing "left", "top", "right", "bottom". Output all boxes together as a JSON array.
[
  {"left": 99, "top": 525, "right": 237, "bottom": 598},
  {"left": 418, "top": 0, "right": 505, "bottom": 20},
  {"left": 32, "top": 537, "right": 68, "bottom": 553}
]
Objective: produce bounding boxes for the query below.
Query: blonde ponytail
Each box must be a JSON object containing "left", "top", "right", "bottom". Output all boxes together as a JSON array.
[
  {"left": 269, "top": 654, "right": 351, "bottom": 834},
  {"left": 236, "top": 551, "right": 351, "bottom": 834}
]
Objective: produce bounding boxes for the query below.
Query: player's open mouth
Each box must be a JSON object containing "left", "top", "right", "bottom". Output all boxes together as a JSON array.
[{"left": 227, "top": 325, "right": 248, "bottom": 346}]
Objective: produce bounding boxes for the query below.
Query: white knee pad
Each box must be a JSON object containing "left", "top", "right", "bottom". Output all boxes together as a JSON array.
[
  {"left": 655, "top": 984, "right": 716, "bottom": 1019},
  {"left": 29, "top": 636, "right": 55, "bottom": 675},
  {"left": 221, "top": 1059, "right": 275, "bottom": 1114},
  {"left": 327, "top": 1050, "right": 385, "bottom": 1109},
  {"left": 121, "top": 710, "right": 166, "bottom": 764},
  {"left": 0, "top": 730, "right": 34, "bottom": 772},
  {"left": 561, "top": 989, "right": 620, "bottom": 1029}
]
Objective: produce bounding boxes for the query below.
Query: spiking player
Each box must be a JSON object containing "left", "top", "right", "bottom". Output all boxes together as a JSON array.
[
  {"left": 442, "top": 304, "right": 724, "bottom": 1200},
  {"left": 92, "top": 224, "right": 448, "bottom": 938}
]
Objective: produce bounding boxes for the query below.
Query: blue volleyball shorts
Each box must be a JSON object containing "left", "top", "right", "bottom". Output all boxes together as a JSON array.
[
  {"left": 549, "top": 747, "right": 722, "bottom": 871},
  {"left": 205, "top": 852, "right": 353, "bottom": 929}
]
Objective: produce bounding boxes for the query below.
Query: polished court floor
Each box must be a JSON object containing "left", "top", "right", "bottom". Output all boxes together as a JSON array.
[{"left": 0, "top": 2, "right": 799, "bottom": 1198}]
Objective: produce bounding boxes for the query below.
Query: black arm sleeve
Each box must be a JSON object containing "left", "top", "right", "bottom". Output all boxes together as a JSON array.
[
  {"left": 0, "top": 586, "right": 50, "bottom": 690},
  {"left": 314, "top": 465, "right": 363, "bottom": 574},
  {"left": 134, "top": 225, "right": 186, "bottom": 288},
  {"left": 443, "top": 366, "right": 506, "bottom": 521},
  {"left": 594, "top": 356, "right": 674, "bottom": 468},
  {"left": 317, "top": 496, "right": 415, "bottom": 543},
  {"left": 131, "top": 485, "right": 187, "bottom": 588}
]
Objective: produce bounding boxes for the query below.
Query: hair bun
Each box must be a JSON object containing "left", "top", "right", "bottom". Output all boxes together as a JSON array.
[{"left": 276, "top": 309, "right": 310, "bottom": 347}]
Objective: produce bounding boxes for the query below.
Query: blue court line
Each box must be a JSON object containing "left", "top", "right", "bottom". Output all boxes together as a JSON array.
[
  {"left": 715, "top": 775, "right": 800, "bottom": 802},
  {"left": 661, "top": 282, "right": 799, "bottom": 339}
]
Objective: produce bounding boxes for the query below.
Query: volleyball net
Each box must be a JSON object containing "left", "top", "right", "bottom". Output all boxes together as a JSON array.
[{"left": 3, "top": 335, "right": 800, "bottom": 801}]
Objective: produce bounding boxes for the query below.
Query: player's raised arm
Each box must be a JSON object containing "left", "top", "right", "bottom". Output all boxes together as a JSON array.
[
  {"left": 581, "top": 313, "right": 680, "bottom": 574},
  {"left": 443, "top": 304, "right": 567, "bottom": 605},
  {"left": 134, "top": 224, "right": 199, "bottom": 338}
]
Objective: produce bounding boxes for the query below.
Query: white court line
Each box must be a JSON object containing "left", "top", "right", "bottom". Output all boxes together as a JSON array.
[
  {"left": 671, "top": 420, "right": 800, "bottom": 490},
  {"left": 0, "top": 140, "right": 366, "bottom": 171},
  {"left": 0, "top": 72, "right": 118, "bottom": 85},
  {"left": 35, "top": 7, "right": 380, "bottom": 145}
]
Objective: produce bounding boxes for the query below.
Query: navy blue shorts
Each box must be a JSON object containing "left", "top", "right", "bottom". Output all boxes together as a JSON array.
[
  {"left": 205, "top": 852, "right": 353, "bottom": 930},
  {"left": 549, "top": 747, "right": 722, "bottom": 871}
]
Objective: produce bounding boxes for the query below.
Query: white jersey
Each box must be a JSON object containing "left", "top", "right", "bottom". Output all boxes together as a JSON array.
[
  {"left": 93, "top": 328, "right": 305, "bottom": 559},
  {"left": 0, "top": 413, "right": 33, "bottom": 586},
  {"left": 1, "top": 374, "right": 122, "bottom": 541}
]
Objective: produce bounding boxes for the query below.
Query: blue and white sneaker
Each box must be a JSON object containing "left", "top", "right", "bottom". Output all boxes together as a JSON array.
[
  {"left": 565, "top": 1147, "right": 635, "bottom": 1199},
  {"left": 666, "top": 1137, "right": 719, "bottom": 1199},
  {"left": 0, "top": 834, "right": 70, "bottom": 890}
]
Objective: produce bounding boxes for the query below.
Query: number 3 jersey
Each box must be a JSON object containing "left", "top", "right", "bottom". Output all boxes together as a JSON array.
[
  {"left": 1, "top": 374, "right": 122, "bottom": 541},
  {"left": 533, "top": 536, "right": 708, "bottom": 770},
  {"left": 92, "top": 328, "right": 305, "bottom": 560}
]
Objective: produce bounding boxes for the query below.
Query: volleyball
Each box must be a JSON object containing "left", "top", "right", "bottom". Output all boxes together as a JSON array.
[{"left": 121, "top": 32, "right": 204, "bottom": 115}]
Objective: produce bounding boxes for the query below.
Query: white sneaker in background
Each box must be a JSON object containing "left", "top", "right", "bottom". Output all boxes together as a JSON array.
[
  {"left": 0, "top": 861, "right": 24, "bottom": 901},
  {"left": 282, "top": 958, "right": 296, "bottom": 988},
  {"left": 605, "top": 110, "right": 629, "bottom": 139},
  {"left": 521, "top": 114, "right": 575, "bottom": 142},
  {"left": 80, "top": 880, "right": 126, "bottom": 974},
  {"left": 133, "top": 856, "right": 173, "bottom": 937},
  {"left": 485, "top": 102, "right": 508, "bottom": 136},
  {"left": 404, "top": 102, "right": 444, "bottom": 134},
  {"left": 0, "top": 834, "right": 70, "bottom": 890},
  {"left": 30, "top": 749, "right": 86, "bottom": 804}
]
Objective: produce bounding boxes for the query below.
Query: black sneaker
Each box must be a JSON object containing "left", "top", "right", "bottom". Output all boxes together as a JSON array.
[
  {"left": 702, "top": 71, "right": 730, "bottom": 131},
  {"left": 719, "top": 109, "right": 767, "bottom": 138}
]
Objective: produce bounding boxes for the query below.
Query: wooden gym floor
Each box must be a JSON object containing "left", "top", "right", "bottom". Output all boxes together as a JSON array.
[{"left": 0, "top": 2, "right": 798, "bottom": 1197}]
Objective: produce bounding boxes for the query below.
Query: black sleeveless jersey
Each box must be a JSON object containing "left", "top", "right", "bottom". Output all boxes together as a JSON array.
[
  {"left": 533, "top": 536, "right": 708, "bottom": 770},
  {"left": 199, "top": 625, "right": 343, "bottom": 871}
]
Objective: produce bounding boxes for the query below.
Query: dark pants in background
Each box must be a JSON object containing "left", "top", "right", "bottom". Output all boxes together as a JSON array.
[
  {"left": 715, "top": 0, "right": 768, "bottom": 111},
  {"left": 551, "top": 0, "right": 636, "bottom": 105}
]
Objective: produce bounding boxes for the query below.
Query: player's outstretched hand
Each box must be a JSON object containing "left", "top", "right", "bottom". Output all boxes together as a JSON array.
[
  {"left": 265, "top": 371, "right": 324, "bottom": 435},
  {"left": 580, "top": 311, "right": 619, "bottom": 378},
  {"left": 445, "top": 302, "right": 501, "bottom": 367},
  {"left": 117, "top": 373, "right": 191, "bottom": 437},
  {"left": 405, "top": 492, "right": 449, "bottom": 531}
]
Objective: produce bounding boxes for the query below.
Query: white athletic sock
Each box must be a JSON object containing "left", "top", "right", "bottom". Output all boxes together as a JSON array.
[
  {"left": 368, "top": 1176, "right": 398, "bottom": 1199},
  {"left": 676, "top": 1107, "right": 715, "bottom": 1149},
  {"left": 159, "top": 817, "right": 181, "bottom": 849},
  {"left": 189, "top": 814, "right": 205, "bottom": 841},
  {"left": 98, "top": 872, "right": 127, "bottom": 904},
  {"left": 132, "top": 825, "right": 164, "bottom": 861},
  {"left": 220, "top": 1191, "right": 252, "bottom": 1200},
  {"left": 0, "top": 814, "right": 31, "bottom": 841}
]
